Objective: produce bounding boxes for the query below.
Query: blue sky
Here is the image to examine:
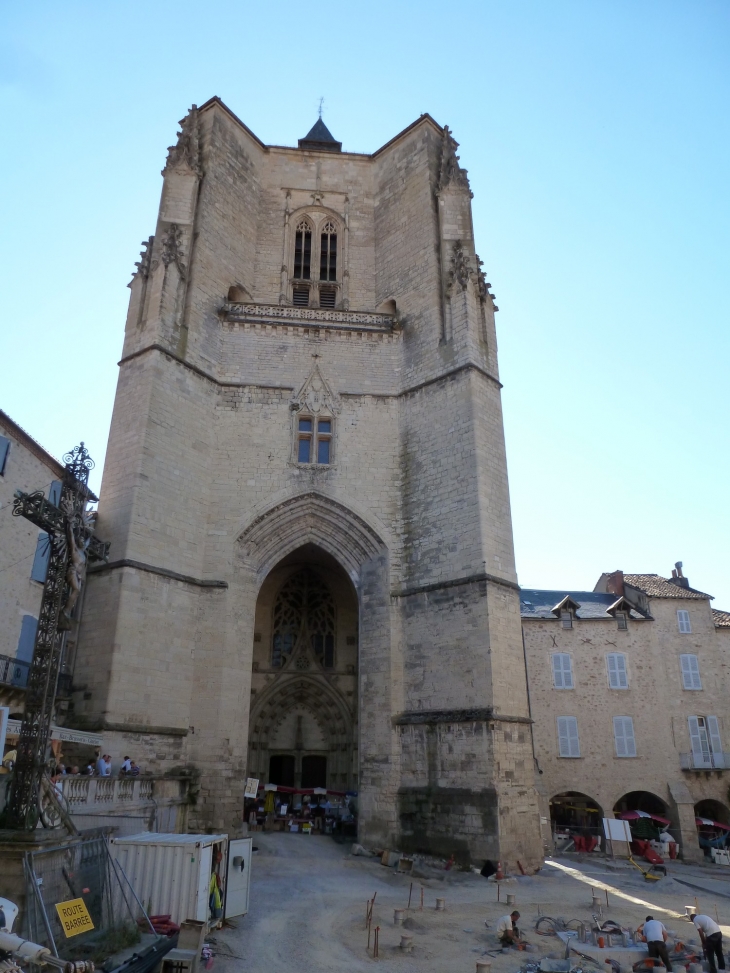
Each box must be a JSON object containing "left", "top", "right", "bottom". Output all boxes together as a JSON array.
[{"left": 1, "top": 1, "right": 728, "bottom": 603}]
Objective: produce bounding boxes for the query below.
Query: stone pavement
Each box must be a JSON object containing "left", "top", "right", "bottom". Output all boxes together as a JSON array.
[{"left": 212, "top": 838, "right": 730, "bottom": 972}]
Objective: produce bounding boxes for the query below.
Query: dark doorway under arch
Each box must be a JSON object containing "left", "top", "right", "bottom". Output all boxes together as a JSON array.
[
  {"left": 301, "top": 755, "right": 327, "bottom": 788},
  {"left": 269, "top": 754, "right": 295, "bottom": 788}
]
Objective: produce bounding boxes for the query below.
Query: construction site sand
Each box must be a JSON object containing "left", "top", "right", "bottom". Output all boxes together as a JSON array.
[{"left": 214, "top": 835, "right": 730, "bottom": 973}]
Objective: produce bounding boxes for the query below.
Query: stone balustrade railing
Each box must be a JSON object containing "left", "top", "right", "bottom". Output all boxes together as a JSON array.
[{"left": 58, "top": 775, "right": 188, "bottom": 809}]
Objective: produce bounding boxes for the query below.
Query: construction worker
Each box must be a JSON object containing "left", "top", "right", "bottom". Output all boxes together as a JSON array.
[
  {"left": 690, "top": 913, "right": 725, "bottom": 973},
  {"left": 637, "top": 916, "right": 672, "bottom": 972},
  {"left": 496, "top": 911, "right": 522, "bottom": 946}
]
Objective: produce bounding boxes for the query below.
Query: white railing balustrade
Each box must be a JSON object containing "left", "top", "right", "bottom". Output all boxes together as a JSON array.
[{"left": 59, "top": 775, "right": 188, "bottom": 809}]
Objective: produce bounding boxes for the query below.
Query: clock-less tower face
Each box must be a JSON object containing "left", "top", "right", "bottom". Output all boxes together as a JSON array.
[{"left": 76, "top": 102, "right": 542, "bottom": 867}]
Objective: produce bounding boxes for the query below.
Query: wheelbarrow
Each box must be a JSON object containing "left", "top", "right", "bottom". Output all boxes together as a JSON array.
[{"left": 628, "top": 855, "right": 666, "bottom": 881}]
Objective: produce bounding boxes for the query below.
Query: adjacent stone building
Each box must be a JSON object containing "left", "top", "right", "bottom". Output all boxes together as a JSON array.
[
  {"left": 522, "top": 566, "right": 730, "bottom": 860},
  {"left": 73, "top": 100, "right": 543, "bottom": 864},
  {"left": 0, "top": 410, "right": 65, "bottom": 713}
]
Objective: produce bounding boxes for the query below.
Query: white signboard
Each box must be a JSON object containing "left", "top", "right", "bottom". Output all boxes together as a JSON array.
[
  {"left": 5, "top": 719, "right": 102, "bottom": 747},
  {"left": 603, "top": 817, "right": 632, "bottom": 843},
  {"left": 244, "top": 777, "right": 260, "bottom": 800}
]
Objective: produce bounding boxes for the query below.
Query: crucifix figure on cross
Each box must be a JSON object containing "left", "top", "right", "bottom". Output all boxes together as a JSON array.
[{"left": 0, "top": 443, "right": 109, "bottom": 830}]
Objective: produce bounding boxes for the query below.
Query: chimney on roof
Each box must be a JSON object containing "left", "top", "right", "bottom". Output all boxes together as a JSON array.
[
  {"left": 669, "top": 561, "right": 690, "bottom": 589},
  {"left": 604, "top": 570, "right": 624, "bottom": 597}
]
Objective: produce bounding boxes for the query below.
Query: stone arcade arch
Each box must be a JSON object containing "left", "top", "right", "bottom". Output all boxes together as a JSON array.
[
  {"left": 236, "top": 491, "right": 396, "bottom": 846},
  {"left": 613, "top": 790, "right": 669, "bottom": 818},
  {"left": 695, "top": 798, "right": 730, "bottom": 825},
  {"left": 549, "top": 791, "right": 604, "bottom": 851},
  {"left": 694, "top": 799, "right": 730, "bottom": 857}
]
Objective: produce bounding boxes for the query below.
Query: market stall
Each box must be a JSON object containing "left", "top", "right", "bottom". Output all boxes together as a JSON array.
[
  {"left": 695, "top": 816, "right": 730, "bottom": 852},
  {"left": 617, "top": 810, "right": 677, "bottom": 861},
  {"left": 246, "top": 784, "right": 357, "bottom": 836}
]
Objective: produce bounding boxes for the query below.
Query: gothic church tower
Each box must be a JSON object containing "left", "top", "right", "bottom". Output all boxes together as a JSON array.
[{"left": 76, "top": 100, "right": 543, "bottom": 864}]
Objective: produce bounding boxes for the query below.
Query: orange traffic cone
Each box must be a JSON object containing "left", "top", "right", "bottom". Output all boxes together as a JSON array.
[{"left": 496, "top": 861, "right": 504, "bottom": 881}]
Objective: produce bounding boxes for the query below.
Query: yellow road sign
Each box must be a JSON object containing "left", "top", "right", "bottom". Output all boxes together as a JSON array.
[{"left": 55, "top": 898, "right": 94, "bottom": 937}]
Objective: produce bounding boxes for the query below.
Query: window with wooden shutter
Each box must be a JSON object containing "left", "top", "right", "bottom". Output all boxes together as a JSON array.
[
  {"left": 607, "top": 653, "right": 628, "bottom": 689},
  {"left": 557, "top": 716, "right": 580, "bottom": 757},
  {"left": 707, "top": 716, "right": 724, "bottom": 766},
  {"left": 613, "top": 716, "right": 637, "bottom": 757},
  {"left": 16, "top": 614, "right": 37, "bottom": 663},
  {"left": 552, "top": 653, "right": 573, "bottom": 689},
  {"left": 677, "top": 609, "right": 691, "bottom": 633},
  {"left": 680, "top": 654, "right": 702, "bottom": 690},
  {"left": 688, "top": 716, "right": 713, "bottom": 767},
  {"left": 0, "top": 435, "right": 9, "bottom": 475},
  {"left": 30, "top": 532, "right": 51, "bottom": 583}
]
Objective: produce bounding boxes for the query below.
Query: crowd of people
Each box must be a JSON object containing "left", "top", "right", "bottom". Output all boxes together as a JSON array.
[
  {"left": 49, "top": 754, "right": 142, "bottom": 777},
  {"left": 2, "top": 747, "right": 144, "bottom": 778}
]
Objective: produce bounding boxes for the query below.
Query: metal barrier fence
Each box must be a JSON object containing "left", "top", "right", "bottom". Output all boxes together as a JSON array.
[
  {"left": 23, "top": 833, "right": 156, "bottom": 964},
  {"left": 0, "top": 652, "right": 30, "bottom": 687}
]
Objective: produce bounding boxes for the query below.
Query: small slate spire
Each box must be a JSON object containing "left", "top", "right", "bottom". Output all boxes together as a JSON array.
[{"left": 298, "top": 118, "right": 342, "bottom": 153}]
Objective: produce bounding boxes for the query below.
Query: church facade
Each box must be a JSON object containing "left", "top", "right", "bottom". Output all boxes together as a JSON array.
[{"left": 75, "top": 99, "right": 543, "bottom": 864}]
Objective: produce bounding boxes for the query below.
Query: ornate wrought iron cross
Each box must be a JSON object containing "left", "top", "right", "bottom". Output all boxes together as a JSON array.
[{"left": 1, "top": 443, "right": 109, "bottom": 830}]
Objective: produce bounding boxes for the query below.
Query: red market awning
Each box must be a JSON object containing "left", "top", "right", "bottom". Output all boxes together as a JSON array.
[
  {"left": 255, "top": 785, "right": 351, "bottom": 797},
  {"left": 618, "top": 810, "right": 671, "bottom": 826},
  {"left": 696, "top": 817, "right": 730, "bottom": 831}
]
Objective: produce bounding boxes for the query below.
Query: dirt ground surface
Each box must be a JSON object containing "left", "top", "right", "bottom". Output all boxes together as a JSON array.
[{"left": 213, "top": 834, "right": 730, "bottom": 973}]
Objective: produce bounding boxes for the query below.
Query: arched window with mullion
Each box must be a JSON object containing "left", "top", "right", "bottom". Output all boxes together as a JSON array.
[
  {"left": 294, "top": 220, "right": 312, "bottom": 280},
  {"left": 320, "top": 221, "right": 337, "bottom": 281}
]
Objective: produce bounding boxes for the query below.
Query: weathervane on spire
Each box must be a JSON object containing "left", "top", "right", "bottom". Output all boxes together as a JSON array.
[{"left": 318, "top": 97, "right": 324, "bottom": 118}]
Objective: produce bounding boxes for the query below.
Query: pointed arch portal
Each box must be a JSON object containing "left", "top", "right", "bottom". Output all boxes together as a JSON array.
[
  {"left": 238, "top": 491, "right": 386, "bottom": 579},
  {"left": 246, "top": 545, "right": 359, "bottom": 792},
  {"left": 239, "top": 491, "right": 393, "bottom": 839}
]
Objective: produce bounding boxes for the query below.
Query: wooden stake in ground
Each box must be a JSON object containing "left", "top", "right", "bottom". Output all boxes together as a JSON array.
[
  {"left": 408, "top": 882, "right": 413, "bottom": 909},
  {"left": 605, "top": 889, "right": 609, "bottom": 909},
  {"left": 420, "top": 886, "right": 424, "bottom": 910},
  {"left": 374, "top": 926, "right": 380, "bottom": 958},
  {"left": 497, "top": 883, "right": 500, "bottom": 902}
]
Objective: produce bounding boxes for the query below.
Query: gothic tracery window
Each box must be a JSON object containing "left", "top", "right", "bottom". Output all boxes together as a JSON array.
[
  {"left": 289, "top": 214, "right": 340, "bottom": 308},
  {"left": 320, "top": 221, "right": 337, "bottom": 282},
  {"left": 271, "top": 568, "right": 336, "bottom": 669},
  {"left": 293, "top": 221, "right": 312, "bottom": 280}
]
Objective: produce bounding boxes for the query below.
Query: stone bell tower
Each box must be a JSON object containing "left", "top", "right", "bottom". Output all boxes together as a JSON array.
[{"left": 75, "top": 99, "right": 543, "bottom": 866}]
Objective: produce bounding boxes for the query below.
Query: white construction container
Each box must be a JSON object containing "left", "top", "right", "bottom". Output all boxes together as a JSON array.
[{"left": 109, "top": 833, "right": 252, "bottom": 926}]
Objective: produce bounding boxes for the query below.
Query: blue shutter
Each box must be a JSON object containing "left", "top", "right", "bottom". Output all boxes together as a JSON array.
[
  {"left": 0, "top": 435, "right": 9, "bottom": 475},
  {"left": 16, "top": 615, "right": 37, "bottom": 662},
  {"left": 30, "top": 532, "right": 51, "bottom": 583},
  {"left": 49, "top": 480, "right": 62, "bottom": 506}
]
